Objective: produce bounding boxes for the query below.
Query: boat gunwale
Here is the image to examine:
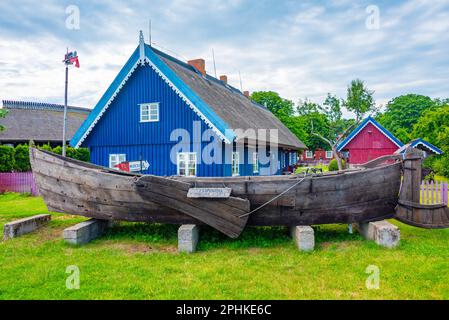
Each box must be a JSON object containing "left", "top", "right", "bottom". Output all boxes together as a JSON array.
[{"left": 32, "top": 147, "right": 402, "bottom": 182}]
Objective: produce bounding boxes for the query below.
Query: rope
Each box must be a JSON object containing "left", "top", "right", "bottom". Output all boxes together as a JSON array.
[{"left": 239, "top": 172, "right": 308, "bottom": 218}]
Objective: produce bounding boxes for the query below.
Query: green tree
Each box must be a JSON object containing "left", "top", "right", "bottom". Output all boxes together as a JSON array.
[
  {"left": 343, "top": 79, "right": 375, "bottom": 122},
  {"left": 377, "top": 94, "right": 437, "bottom": 143},
  {"left": 14, "top": 144, "right": 31, "bottom": 172},
  {"left": 250, "top": 91, "right": 295, "bottom": 119},
  {"left": 298, "top": 112, "right": 330, "bottom": 151},
  {"left": 322, "top": 93, "right": 342, "bottom": 123},
  {"left": 0, "top": 109, "right": 8, "bottom": 131},
  {"left": 296, "top": 99, "right": 322, "bottom": 116},
  {"left": 412, "top": 104, "right": 449, "bottom": 177}
]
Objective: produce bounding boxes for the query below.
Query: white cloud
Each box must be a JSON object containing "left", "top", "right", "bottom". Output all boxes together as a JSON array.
[{"left": 0, "top": 0, "right": 448, "bottom": 118}]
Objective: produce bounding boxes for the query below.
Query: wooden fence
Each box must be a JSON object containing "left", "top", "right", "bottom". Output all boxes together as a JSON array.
[
  {"left": 420, "top": 180, "right": 448, "bottom": 206},
  {"left": 0, "top": 172, "right": 39, "bottom": 195}
]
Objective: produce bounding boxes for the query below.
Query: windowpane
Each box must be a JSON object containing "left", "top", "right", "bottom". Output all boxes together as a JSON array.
[
  {"left": 232, "top": 152, "right": 239, "bottom": 176},
  {"left": 140, "top": 103, "right": 159, "bottom": 122},
  {"left": 177, "top": 152, "right": 196, "bottom": 176},
  {"left": 109, "top": 154, "right": 126, "bottom": 169},
  {"left": 253, "top": 152, "right": 259, "bottom": 173}
]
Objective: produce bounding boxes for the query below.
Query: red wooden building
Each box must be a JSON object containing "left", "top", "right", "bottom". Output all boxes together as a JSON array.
[
  {"left": 300, "top": 148, "right": 334, "bottom": 164},
  {"left": 337, "top": 116, "right": 403, "bottom": 165}
]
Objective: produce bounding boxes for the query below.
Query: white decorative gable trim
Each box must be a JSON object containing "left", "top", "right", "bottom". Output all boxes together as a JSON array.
[
  {"left": 74, "top": 60, "right": 140, "bottom": 148},
  {"left": 143, "top": 57, "right": 230, "bottom": 143},
  {"left": 74, "top": 59, "right": 230, "bottom": 148}
]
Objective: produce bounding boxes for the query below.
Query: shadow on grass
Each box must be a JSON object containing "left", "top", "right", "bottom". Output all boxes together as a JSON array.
[{"left": 101, "top": 222, "right": 363, "bottom": 251}]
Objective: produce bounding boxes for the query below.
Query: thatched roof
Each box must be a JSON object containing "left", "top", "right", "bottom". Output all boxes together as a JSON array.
[
  {"left": 0, "top": 100, "right": 90, "bottom": 144},
  {"left": 153, "top": 48, "right": 306, "bottom": 149}
]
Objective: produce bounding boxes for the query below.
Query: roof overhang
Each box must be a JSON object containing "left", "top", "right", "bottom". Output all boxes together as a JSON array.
[
  {"left": 337, "top": 116, "right": 403, "bottom": 152},
  {"left": 70, "top": 42, "right": 236, "bottom": 148}
]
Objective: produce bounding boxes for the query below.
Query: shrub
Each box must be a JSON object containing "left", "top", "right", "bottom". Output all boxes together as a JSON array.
[
  {"left": 66, "top": 147, "right": 77, "bottom": 159},
  {"left": 75, "top": 148, "right": 90, "bottom": 162},
  {"left": 0, "top": 145, "right": 15, "bottom": 172},
  {"left": 38, "top": 144, "right": 53, "bottom": 152},
  {"left": 432, "top": 156, "right": 449, "bottom": 178},
  {"left": 14, "top": 144, "right": 30, "bottom": 172},
  {"left": 328, "top": 158, "right": 345, "bottom": 171},
  {"left": 52, "top": 146, "right": 62, "bottom": 155}
]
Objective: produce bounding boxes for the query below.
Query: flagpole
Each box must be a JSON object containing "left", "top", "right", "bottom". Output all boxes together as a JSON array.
[{"left": 62, "top": 49, "right": 69, "bottom": 157}]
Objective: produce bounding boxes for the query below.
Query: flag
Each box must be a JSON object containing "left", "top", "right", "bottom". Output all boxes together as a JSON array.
[
  {"left": 69, "top": 56, "right": 80, "bottom": 68},
  {"left": 64, "top": 51, "right": 80, "bottom": 68}
]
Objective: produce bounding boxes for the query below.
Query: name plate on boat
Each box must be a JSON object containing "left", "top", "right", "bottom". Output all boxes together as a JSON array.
[{"left": 187, "top": 188, "right": 232, "bottom": 198}]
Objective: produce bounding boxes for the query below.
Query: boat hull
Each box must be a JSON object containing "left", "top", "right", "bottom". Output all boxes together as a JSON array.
[{"left": 30, "top": 147, "right": 402, "bottom": 234}]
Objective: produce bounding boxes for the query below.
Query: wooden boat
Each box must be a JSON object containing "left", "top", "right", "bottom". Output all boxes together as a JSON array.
[{"left": 29, "top": 146, "right": 449, "bottom": 238}]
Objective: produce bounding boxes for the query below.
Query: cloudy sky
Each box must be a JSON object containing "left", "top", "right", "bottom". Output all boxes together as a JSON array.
[{"left": 1, "top": 0, "right": 448, "bottom": 115}]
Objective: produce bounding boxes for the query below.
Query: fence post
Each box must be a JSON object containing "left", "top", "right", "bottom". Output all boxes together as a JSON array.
[{"left": 443, "top": 182, "right": 448, "bottom": 206}]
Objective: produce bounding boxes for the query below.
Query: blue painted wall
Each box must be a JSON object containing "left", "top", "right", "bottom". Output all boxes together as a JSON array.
[{"left": 83, "top": 62, "right": 287, "bottom": 176}]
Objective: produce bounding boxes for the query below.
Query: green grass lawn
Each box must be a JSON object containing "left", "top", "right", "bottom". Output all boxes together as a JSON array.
[{"left": 1, "top": 193, "right": 449, "bottom": 300}]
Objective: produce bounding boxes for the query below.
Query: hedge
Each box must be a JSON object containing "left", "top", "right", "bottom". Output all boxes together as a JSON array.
[
  {"left": 0, "top": 144, "right": 90, "bottom": 172},
  {"left": 0, "top": 146, "right": 15, "bottom": 172},
  {"left": 14, "top": 144, "right": 31, "bottom": 172}
]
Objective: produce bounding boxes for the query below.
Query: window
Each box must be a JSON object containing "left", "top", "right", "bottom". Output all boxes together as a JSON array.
[
  {"left": 140, "top": 103, "right": 159, "bottom": 122},
  {"left": 326, "top": 151, "right": 333, "bottom": 159},
  {"left": 232, "top": 152, "right": 239, "bottom": 176},
  {"left": 109, "top": 154, "right": 126, "bottom": 169},
  {"left": 177, "top": 152, "right": 197, "bottom": 176},
  {"left": 290, "top": 152, "right": 297, "bottom": 164},
  {"left": 305, "top": 151, "right": 313, "bottom": 158},
  {"left": 252, "top": 152, "right": 259, "bottom": 173}
]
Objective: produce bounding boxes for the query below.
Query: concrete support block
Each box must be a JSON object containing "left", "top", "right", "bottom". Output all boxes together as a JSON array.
[
  {"left": 290, "top": 226, "right": 315, "bottom": 251},
  {"left": 178, "top": 224, "right": 199, "bottom": 253},
  {"left": 63, "top": 219, "right": 112, "bottom": 245},
  {"left": 356, "top": 220, "right": 400, "bottom": 248},
  {"left": 3, "top": 214, "right": 51, "bottom": 240}
]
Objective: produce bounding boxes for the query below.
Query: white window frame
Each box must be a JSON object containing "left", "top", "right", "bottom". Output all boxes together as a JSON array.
[
  {"left": 326, "top": 151, "right": 333, "bottom": 159},
  {"left": 177, "top": 152, "right": 197, "bottom": 177},
  {"left": 252, "top": 152, "right": 259, "bottom": 174},
  {"left": 109, "top": 154, "right": 126, "bottom": 169},
  {"left": 232, "top": 152, "right": 240, "bottom": 176},
  {"left": 140, "top": 102, "right": 159, "bottom": 122},
  {"left": 305, "top": 151, "right": 313, "bottom": 158}
]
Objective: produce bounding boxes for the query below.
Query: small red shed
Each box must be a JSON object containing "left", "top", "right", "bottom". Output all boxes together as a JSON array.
[{"left": 337, "top": 116, "right": 403, "bottom": 165}]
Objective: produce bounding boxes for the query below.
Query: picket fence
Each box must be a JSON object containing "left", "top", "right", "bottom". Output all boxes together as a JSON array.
[
  {"left": 0, "top": 172, "right": 39, "bottom": 195},
  {"left": 420, "top": 180, "right": 449, "bottom": 206}
]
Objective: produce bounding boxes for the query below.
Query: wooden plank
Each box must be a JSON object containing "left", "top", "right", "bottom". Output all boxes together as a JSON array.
[
  {"left": 136, "top": 176, "right": 249, "bottom": 238},
  {"left": 187, "top": 188, "right": 232, "bottom": 198}
]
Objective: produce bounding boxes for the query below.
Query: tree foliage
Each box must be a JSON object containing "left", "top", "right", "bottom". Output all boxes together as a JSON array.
[
  {"left": 0, "top": 109, "right": 8, "bottom": 132},
  {"left": 322, "top": 93, "right": 342, "bottom": 123},
  {"left": 343, "top": 79, "right": 376, "bottom": 122},
  {"left": 412, "top": 104, "right": 449, "bottom": 177},
  {"left": 250, "top": 91, "right": 294, "bottom": 119},
  {"left": 377, "top": 94, "right": 437, "bottom": 143},
  {"left": 329, "top": 158, "right": 345, "bottom": 171}
]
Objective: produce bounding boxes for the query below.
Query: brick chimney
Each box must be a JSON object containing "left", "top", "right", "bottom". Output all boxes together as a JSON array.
[
  {"left": 243, "top": 91, "right": 250, "bottom": 98},
  {"left": 188, "top": 59, "right": 206, "bottom": 76},
  {"left": 219, "top": 75, "right": 228, "bottom": 84}
]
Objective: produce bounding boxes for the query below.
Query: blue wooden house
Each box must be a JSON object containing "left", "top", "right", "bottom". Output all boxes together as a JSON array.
[{"left": 71, "top": 32, "right": 305, "bottom": 176}]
